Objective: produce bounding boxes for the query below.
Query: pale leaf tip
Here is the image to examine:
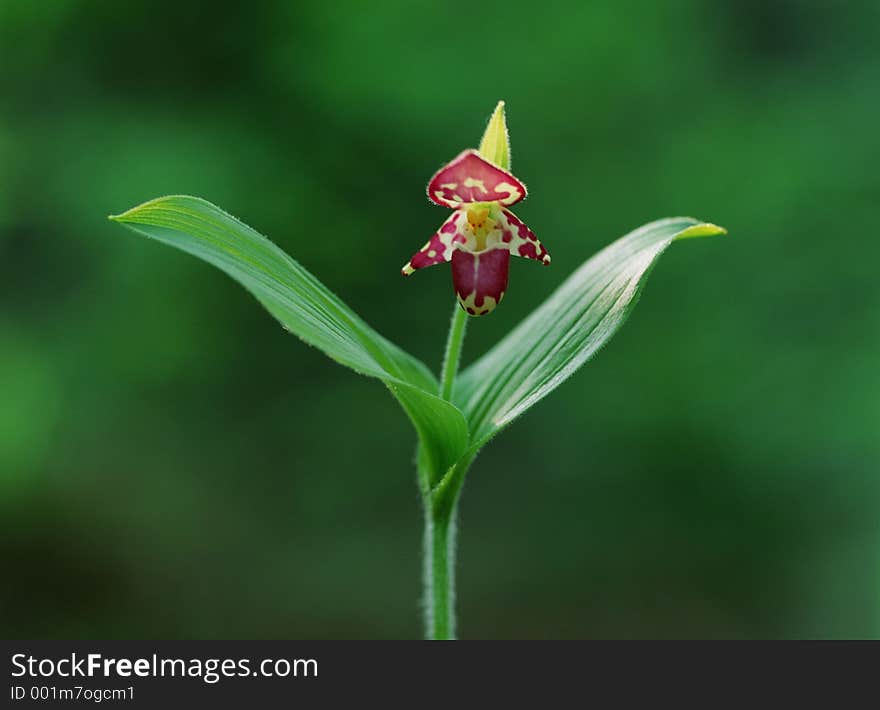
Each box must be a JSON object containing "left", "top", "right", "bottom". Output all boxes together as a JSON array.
[
  {"left": 676, "top": 222, "right": 727, "bottom": 240},
  {"left": 107, "top": 210, "right": 132, "bottom": 223},
  {"left": 108, "top": 207, "right": 139, "bottom": 224},
  {"left": 107, "top": 195, "right": 194, "bottom": 225},
  {"left": 108, "top": 202, "right": 150, "bottom": 224}
]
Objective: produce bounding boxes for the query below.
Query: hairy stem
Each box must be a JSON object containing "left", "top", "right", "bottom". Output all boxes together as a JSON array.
[
  {"left": 422, "top": 302, "right": 469, "bottom": 639},
  {"left": 422, "top": 452, "right": 474, "bottom": 639},
  {"left": 423, "top": 495, "right": 457, "bottom": 639},
  {"left": 439, "top": 304, "right": 468, "bottom": 401}
]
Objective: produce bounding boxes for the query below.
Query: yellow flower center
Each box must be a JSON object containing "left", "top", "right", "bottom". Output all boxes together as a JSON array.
[{"left": 466, "top": 204, "right": 497, "bottom": 251}]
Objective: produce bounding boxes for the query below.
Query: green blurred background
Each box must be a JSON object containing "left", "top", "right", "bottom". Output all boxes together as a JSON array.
[{"left": 1, "top": 0, "right": 877, "bottom": 639}]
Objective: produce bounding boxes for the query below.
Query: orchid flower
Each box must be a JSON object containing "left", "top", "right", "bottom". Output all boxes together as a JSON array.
[{"left": 401, "top": 102, "right": 550, "bottom": 316}]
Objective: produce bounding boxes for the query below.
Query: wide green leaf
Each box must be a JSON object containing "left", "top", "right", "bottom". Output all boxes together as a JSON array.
[
  {"left": 109, "top": 195, "right": 468, "bottom": 483},
  {"left": 455, "top": 217, "right": 725, "bottom": 449}
]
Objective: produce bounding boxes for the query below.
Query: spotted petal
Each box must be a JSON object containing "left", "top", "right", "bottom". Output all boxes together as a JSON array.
[
  {"left": 498, "top": 208, "right": 551, "bottom": 265},
  {"left": 451, "top": 247, "right": 510, "bottom": 317},
  {"left": 401, "top": 211, "right": 468, "bottom": 275},
  {"left": 427, "top": 150, "right": 526, "bottom": 208}
]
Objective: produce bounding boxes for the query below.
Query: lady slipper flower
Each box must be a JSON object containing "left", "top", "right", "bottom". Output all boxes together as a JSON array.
[{"left": 401, "top": 101, "right": 550, "bottom": 316}]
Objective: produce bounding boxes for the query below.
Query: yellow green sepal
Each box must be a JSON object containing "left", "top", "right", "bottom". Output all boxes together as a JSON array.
[{"left": 478, "top": 101, "right": 510, "bottom": 171}]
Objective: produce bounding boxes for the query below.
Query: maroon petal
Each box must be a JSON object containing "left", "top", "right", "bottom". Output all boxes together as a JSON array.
[
  {"left": 451, "top": 247, "right": 510, "bottom": 316},
  {"left": 427, "top": 150, "right": 527, "bottom": 208},
  {"left": 401, "top": 210, "right": 468, "bottom": 275},
  {"left": 499, "top": 208, "right": 551, "bottom": 265}
]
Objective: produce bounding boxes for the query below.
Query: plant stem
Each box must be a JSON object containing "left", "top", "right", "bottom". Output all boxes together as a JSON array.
[
  {"left": 423, "top": 495, "right": 457, "bottom": 639},
  {"left": 422, "top": 303, "right": 469, "bottom": 640},
  {"left": 422, "top": 453, "right": 474, "bottom": 640},
  {"left": 439, "top": 304, "right": 468, "bottom": 401}
]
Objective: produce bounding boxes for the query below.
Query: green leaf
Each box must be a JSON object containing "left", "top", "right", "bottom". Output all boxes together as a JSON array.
[
  {"left": 109, "top": 195, "right": 468, "bottom": 483},
  {"left": 455, "top": 217, "right": 725, "bottom": 449}
]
